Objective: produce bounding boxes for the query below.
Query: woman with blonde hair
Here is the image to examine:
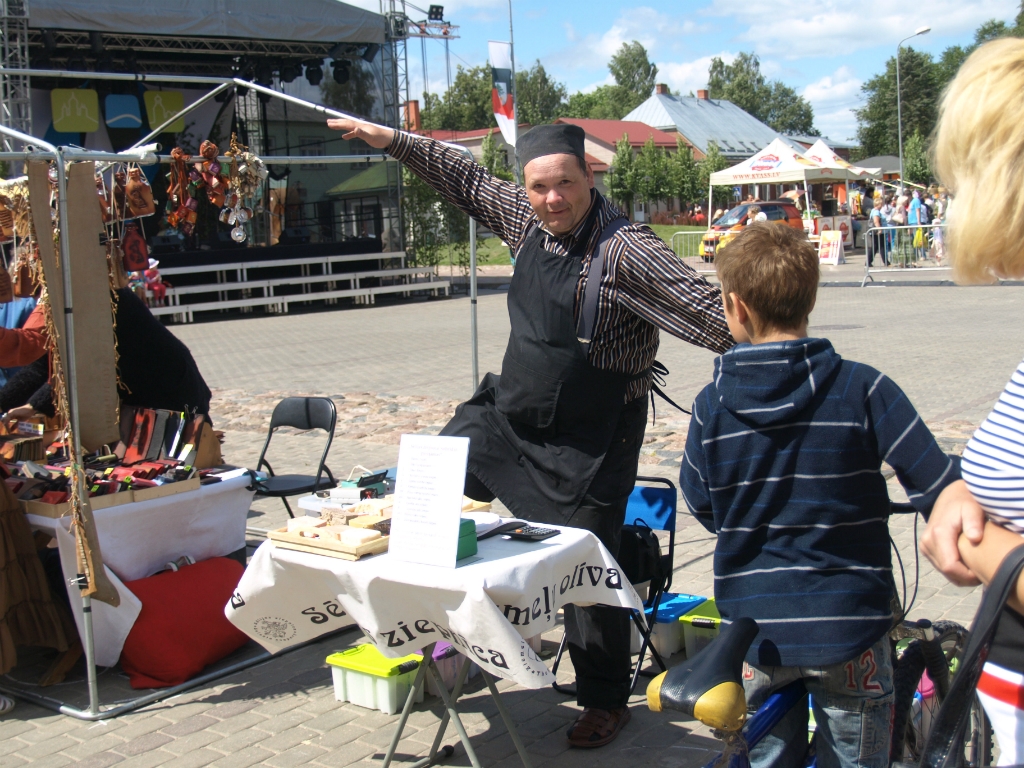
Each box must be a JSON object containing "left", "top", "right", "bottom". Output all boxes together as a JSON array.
[{"left": 921, "top": 36, "right": 1024, "bottom": 764}]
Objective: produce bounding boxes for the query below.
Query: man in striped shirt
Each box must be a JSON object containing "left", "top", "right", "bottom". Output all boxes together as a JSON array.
[
  {"left": 681, "top": 223, "right": 957, "bottom": 768},
  {"left": 328, "top": 119, "right": 731, "bottom": 746}
]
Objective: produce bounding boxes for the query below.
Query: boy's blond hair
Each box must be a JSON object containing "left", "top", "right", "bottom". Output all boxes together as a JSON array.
[
  {"left": 933, "top": 38, "right": 1024, "bottom": 283},
  {"left": 715, "top": 222, "right": 818, "bottom": 331}
]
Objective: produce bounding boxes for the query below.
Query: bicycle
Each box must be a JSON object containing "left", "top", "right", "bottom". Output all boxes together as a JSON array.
[{"left": 645, "top": 500, "right": 993, "bottom": 767}]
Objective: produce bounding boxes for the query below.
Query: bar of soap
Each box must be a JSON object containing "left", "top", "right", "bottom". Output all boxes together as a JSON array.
[
  {"left": 287, "top": 517, "right": 322, "bottom": 532},
  {"left": 339, "top": 528, "right": 382, "bottom": 546},
  {"left": 351, "top": 498, "right": 393, "bottom": 516}
]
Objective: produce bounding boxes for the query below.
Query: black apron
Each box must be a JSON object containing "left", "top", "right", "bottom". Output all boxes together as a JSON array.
[{"left": 440, "top": 208, "right": 641, "bottom": 523}]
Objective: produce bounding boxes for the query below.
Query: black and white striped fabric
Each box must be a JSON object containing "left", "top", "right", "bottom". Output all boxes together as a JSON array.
[{"left": 962, "top": 360, "right": 1024, "bottom": 534}]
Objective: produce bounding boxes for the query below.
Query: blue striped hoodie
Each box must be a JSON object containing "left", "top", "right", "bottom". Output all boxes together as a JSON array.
[{"left": 681, "top": 338, "right": 958, "bottom": 666}]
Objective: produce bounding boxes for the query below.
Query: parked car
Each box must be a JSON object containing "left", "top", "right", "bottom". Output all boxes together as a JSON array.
[{"left": 701, "top": 201, "right": 804, "bottom": 260}]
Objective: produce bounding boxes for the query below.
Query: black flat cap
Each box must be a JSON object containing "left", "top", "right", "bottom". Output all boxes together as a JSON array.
[{"left": 515, "top": 124, "right": 586, "bottom": 169}]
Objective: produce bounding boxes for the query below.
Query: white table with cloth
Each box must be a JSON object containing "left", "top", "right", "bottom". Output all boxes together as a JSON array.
[
  {"left": 228, "top": 524, "right": 644, "bottom": 768},
  {"left": 26, "top": 471, "right": 254, "bottom": 666}
]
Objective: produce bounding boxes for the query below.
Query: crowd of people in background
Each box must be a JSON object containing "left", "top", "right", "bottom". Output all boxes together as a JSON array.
[{"left": 864, "top": 185, "right": 949, "bottom": 268}]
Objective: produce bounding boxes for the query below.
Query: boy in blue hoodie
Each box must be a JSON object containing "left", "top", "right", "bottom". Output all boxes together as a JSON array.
[{"left": 681, "top": 223, "right": 958, "bottom": 768}]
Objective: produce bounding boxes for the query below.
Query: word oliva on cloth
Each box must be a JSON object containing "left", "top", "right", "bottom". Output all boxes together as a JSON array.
[{"left": 503, "top": 561, "right": 624, "bottom": 628}]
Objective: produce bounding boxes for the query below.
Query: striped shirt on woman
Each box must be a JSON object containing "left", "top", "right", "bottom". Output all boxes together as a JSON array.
[
  {"left": 962, "top": 358, "right": 1024, "bottom": 764},
  {"left": 387, "top": 131, "right": 734, "bottom": 401},
  {"left": 681, "top": 337, "right": 958, "bottom": 667}
]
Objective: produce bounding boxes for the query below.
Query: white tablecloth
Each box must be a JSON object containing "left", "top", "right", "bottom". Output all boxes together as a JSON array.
[
  {"left": 228, "top": 525, "right": 644, "bottom": 689},
  {"left": 28, "top": 473, "right": 254, "bottom": 665}
]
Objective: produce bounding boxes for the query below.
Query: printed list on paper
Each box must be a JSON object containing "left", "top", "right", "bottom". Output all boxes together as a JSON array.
[{"left": 388, "top": 434, "right": 469, "bottom": 568}]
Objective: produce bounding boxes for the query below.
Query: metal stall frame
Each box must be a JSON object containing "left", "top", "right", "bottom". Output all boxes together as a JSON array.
[{"left": 0, "top": 74, "right": 480, "bottom": 719}]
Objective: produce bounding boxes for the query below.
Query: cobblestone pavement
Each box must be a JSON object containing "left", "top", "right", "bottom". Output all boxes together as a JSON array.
[{"left": 3, "top": 284, "right": 1019, "bottom": 767}]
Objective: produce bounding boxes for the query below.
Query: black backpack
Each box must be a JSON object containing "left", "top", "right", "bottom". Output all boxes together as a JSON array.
[{"left": 617, "top": 523, "right": 664, "bottom": 587}]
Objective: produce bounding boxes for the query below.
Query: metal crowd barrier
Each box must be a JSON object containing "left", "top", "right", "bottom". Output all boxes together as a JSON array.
[
  {"left": 670, "top": 230, "right": 716, "bottom": 274},
  {"left": 862, "top": 223, "right": 949, "bottom": 286}
]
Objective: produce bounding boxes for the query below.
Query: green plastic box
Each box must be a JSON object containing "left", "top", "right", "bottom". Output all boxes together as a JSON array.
[
  {"left": 326, "top": 644, "right": 423, "bottom": 714},
  {"left": 680, "top": 598, "right": 721, "bottom": 659},
  {"left": 457, "top": 517, "right": 477, "bottom": 560}
]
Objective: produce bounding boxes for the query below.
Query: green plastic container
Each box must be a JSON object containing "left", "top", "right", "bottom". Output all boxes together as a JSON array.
[
  {"left": 326, "top": 644, "right": 423, "bottom": 714},
  {"left": 680, "top": 598, "right": 721, "bottom": 658},
  {"left": 457, "top": 517, "right": 477, "bottom": 560}
]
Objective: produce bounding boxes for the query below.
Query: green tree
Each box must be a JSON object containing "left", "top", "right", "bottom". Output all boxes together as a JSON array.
[
  {"left": 854, "top": 47, "right": 939, "bottom": 158},
  {"left": 902, "top": 131, "right": 931, "bottom": 185},
  {"left": 605, "top": 135, "right": 637, "bottom": 216},
  {"left": 854, "top": 4, "right": 1024, "bottom": 156},
  {"left": 481, "top": 130, "right": 513, "bottom": 181},
  {"left": 421, "top": 64, "right": 492, "bottom": 131},
  {"left": 609, "top": 41, "right": 659, "bottom": 109},
  {"left": 401, "top": 168, "right": 469, "bottom": 272},
  {"left": 669, "top": 137, "right": 700, "bottom": 207},
  {"left": 634, "top": 137, "right": 671, "bottom": 207},
  {"left": 708, "top": 53, "right": 818, "bottom": 134},
  {"left": 696, "top": 142, "right": 731, "bottom": 207},
  {"left": 558, "top": 41, "right": 660, "bottom": 120},
  {"left": 559, "top": 86, "right": 631, "bottom": 120},
  {"left": 515, "top": 61, "right": 567, "bottom": 126}
]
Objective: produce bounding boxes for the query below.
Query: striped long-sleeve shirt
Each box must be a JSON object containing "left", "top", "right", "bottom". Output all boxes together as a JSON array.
[
  {"left": 388, "top": 132, "right": 734, "bottom": 401},
  {"left": 681, "top": 337, "right": 958, "bottom": 667},
  {"left": 962, "top": 358, "right": 1024, "bottom": 533}
]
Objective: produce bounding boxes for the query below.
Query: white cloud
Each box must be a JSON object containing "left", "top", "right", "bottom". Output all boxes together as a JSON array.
[
  {"left": 545, "top": 7, "right": 700, "bottom": 80},
  {"left": 658, "top": 53, "right": 735, "bottom": 95},
  {"left": 801, "top": 66, "right": 864, "bottom": 142},
  {"left": 704, "top": 0, "right": 1019, "bottom": 58}
]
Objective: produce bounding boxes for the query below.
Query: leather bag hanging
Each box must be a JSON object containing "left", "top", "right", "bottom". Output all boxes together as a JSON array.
[
  {"left": 0, "top": 268, "right": 13, "bottom": 304},
  {"left": 121, "top": 223, "right": 149, "bottom": 272}
]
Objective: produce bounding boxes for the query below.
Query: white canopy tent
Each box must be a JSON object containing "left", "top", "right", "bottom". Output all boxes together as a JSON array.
[
  {"left": 707, "top": 138, "right": 860, "bottom": 246},
  {"left": 801, "top": 139, "right": 881, "bottom": 180}
]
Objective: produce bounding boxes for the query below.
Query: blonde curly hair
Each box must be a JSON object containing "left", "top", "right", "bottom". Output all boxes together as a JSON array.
[{"left": 933, "top": 37, "right": 1024, "bottom": 283}]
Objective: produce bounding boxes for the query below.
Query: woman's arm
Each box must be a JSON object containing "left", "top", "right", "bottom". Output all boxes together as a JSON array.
[{"left": 958, "top": 521, "right": 1024, "bottom": 614}]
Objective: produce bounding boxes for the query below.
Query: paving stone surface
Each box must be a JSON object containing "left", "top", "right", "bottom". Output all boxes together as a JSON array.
[{"left": 5, "top": 283, "right": 1021, "bottom": 766}]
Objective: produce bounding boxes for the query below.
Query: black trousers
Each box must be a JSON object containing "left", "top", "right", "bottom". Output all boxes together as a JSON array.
[{"left": 465, "top": 396, "right": 648, "bottom": 709}]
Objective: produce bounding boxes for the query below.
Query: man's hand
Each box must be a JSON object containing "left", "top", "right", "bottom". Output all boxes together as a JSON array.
[
  {"left": 326, "top": 117, "right": 395, "bottom": 150},
  {"left": 921, "top": 479, "right": 986, "bottom": 586}
]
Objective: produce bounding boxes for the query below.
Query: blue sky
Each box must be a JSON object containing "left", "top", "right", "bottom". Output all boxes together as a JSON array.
[{"left": 346, "top": 0, "right": 1020, "bottom": 143}]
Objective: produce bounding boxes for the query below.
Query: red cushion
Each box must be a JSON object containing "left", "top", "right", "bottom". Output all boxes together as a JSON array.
[{"left": 120, "top": 557, "right": 248, "bottom": 689}]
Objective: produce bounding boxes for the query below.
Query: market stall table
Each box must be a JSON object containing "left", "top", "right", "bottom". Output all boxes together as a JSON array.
[
  {"left": 26, "top": 471, "right": 254, "bottom": 665},
  {"left": 230, "top": 523, "right": 645, "bottom": 767}
]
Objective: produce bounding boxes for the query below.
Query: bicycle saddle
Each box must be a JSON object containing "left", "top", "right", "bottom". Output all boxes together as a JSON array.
[{"left": 647, "top": 617, "right": 759, "bottom": 731}]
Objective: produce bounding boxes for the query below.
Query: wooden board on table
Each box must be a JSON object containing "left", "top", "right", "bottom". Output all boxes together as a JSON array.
[{"left": 267, "top": 525, "right": 390, "bottom": 558}]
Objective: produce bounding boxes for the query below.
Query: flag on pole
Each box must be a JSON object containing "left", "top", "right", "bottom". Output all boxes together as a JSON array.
[{"left": 488, "top": 41, "right": 516, "bottom": 147}]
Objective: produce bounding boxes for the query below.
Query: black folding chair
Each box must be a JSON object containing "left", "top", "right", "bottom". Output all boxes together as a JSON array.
[
  {"left": 551, "top": 476, "right": 678, "bottom": 696},
  {"left": 253, "top": 397, "right": 337, "bottom": 519}
]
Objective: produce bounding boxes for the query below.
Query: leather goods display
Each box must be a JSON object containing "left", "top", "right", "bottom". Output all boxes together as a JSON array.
[
  {"left": 0, "top": 269, "right": 13, "bottom": 304},
  {"left": 125, "top": 167, "right": 155, "bottom": 217},
  {"left": 121, "top": 407, "right": 221, "bottom": 469},
  {"left": 121, "top": 222, "right": 149, "bottom": 272},
  {"left": 120, "top": 557, "right": 249, "bottom": 688}
]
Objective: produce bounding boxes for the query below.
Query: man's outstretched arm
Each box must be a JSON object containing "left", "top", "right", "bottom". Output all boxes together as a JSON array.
[{"left": 328, "top": 117, "right": 535, "bottom": 250}]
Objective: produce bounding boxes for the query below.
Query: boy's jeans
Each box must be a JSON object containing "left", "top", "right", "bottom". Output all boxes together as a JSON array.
[{"left": 742, "top": 635, "right": 894, "bottom": 768}]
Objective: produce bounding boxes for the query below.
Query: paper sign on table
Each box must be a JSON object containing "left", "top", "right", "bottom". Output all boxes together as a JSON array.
[{"left": 388, "top": 435, "right": 469, "bottom": 568}]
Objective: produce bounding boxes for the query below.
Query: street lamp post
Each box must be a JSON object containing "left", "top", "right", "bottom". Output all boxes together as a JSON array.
[{"left": 897, "top": 25, "right": 931, "bottom": 190}]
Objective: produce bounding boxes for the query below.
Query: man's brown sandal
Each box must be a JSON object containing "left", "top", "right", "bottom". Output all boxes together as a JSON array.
[{"left": 566, "top": 706, "right": 631, "bottom": 748}]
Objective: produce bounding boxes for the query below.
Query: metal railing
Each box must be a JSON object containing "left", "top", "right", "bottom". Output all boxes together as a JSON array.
[
  {"left": 670, "top": 230, "right": 716, "bottom": 274},
  {"left": 861, "top": 223, "right": 948, "bottom": 286}
]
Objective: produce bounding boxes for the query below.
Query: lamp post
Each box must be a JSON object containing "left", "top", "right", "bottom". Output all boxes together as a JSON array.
[{"left": 897, "top": 25, "right": 931, "bottom": 190}]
